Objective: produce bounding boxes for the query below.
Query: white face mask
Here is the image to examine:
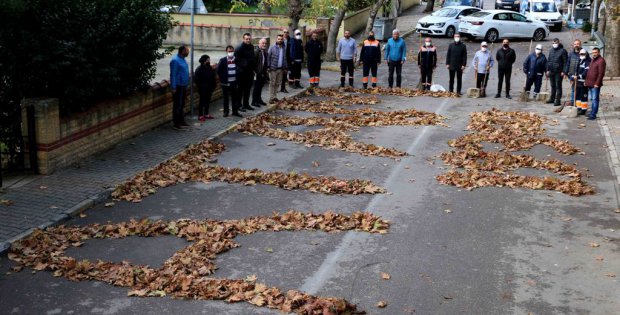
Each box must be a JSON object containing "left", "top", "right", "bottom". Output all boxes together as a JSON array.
[
  {"left": 481, "top": 47, "right": 487, "bottom": 52},
  {"left": 535, "top": 49, "right": 542, "bottom": 54},
  {"left": 295, "top": 35, "right": 301, "bottom": 39},
  {"left": 579, "top": 55, "right": 586, "bottom": 60},
  {"left": 454, "top": 37, "right": 460, "bottom": 42},
  {"left": 425, "top": 42, "right": 431, "bottom": 47},
  {"left": 552, "top": 43, "right": 558, "bottom": 49},
  {"left": 227, "top": 52, "right": 234, "bottom": 58}
]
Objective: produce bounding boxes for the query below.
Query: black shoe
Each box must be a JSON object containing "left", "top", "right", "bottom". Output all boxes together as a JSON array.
[
  {"left": 545, "top": 100, "right": 555, "bottom": 104},
  {"left": 587, "top": 116, "right": 596, "bottom": 120},
  {"left": 457, "top": 92, "right": 463, "bottom": 96},
  {"left": 251, "top": 102, "right": 261, "bottom": 108},
  {"left": 340, "top": 83, "right": 345, "bottom": 88},
  {"left": 363, "top": 84, "right": 368, "bottom": 89},
  {"left": 506, "top": 95, "right": 512, "bottom": 99},
  {"left": 180, "top": 122, "right": 190, "bottom": 127},
  {"left": 495, "top": 94, "right": 501, "bottom": 98},
  {"left": 239, "top": 108, "right": 247, "bottom": 112},
  {"left": 232, "top": 112, "right": 243, "bottom": 117},
  {"left": 280, "top": 88, "right": 289, "bottom": 93},
  {"left": 223, "top": 112, "right": 229, "bottom": 117},
  {"left": 243, "top": 106, "right": 255, "bottom": 111},
  {"left": 295, "top": 83, "right": 303, "bottom": 88},
  {"left": 173, "top": 125, "right": 183, "bottom": 130},
  {"left": 258, "top": 100, "right": 267, "bottom": 106},
  {"left": 553, "top": 103, "right": 561, "bottom": 106}
]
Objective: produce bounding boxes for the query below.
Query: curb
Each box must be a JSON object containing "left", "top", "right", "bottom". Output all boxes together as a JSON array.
[
  {"left": 0, "top": 88, "right": 308, "bottom": 255},
  {"left": 597, "top": 103, "right": 620, "bottom": 207}
]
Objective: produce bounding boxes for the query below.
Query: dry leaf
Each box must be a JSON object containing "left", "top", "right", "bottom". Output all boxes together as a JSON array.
[
  {"left": 595, "top": 256, "right": 604, "bottom": 261},
  {"left": 444, "top": 209, "right": 452, "bottom": 214},
  {"left": 104, "top": 202, "right": 115, "bottom": 207},
  {"left": 266, "top": 142, "right": 276, "bottom": 146},
  {"left": 376, "top": 301, "right": 388, "bottom": 308},
  {"left": 605, "top": 272, "right": 616, "bottom": 278},
  {"left": 0, "top": 199, "right": 14, "bottom": 206},
  {"left": 312, "top": 161, "right": 320, "bottom": 168},
  {"left": 590, "top": 242, "right": 600, "bottom": 248},
  {"left": 381, "top": 272, "right": 391, "bottom": 280}
]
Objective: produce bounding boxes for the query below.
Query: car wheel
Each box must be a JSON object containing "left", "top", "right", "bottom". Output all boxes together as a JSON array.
[
  {"left": 484, "top": 29, "right": 499, "bottom": 42},
  {"left": 446, "top": 26, "right": 455, "bottom": 38},
  {"left": 533, "top": 28, "right": 545, "bottom": 41}
]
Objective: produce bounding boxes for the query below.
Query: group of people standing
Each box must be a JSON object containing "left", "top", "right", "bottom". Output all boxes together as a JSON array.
[{"left": 169, "top": 29, "right": 607, "bottom": 129}]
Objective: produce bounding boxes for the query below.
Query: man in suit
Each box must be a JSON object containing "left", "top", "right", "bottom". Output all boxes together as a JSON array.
[{"left": 252, "top": 37, "right": 268, "bottom": 107}]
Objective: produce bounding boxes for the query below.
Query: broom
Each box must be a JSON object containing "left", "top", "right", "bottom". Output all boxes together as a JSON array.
[
  {"left": 519, "top": 39, "right": 534, "bottom": 102},
  {"left": 555, "top": 77, "right": 574, "bottom": 113}
]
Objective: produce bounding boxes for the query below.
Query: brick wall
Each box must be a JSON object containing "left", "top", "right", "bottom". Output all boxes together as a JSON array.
[{"left": 22, "top": 80, "right": 223, "bottom": 175}]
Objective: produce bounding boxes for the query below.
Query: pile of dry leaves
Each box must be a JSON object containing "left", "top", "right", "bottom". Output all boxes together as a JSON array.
[
  {"left": 312, "top": 87, "right": 459, "bottom": 98},
  {"left": 111, "top": 140, "right": 384, "bottom": 202},
  {"left": 436, "top": 108, "right": 594, "bottom": 195},
  {"left": 9, "top": 210, "right": 390, "bottom": 314}
]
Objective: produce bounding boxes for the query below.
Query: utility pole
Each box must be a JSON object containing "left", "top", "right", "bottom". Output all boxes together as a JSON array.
[{"left": 190, "top": 0, "right": 196, "bottom": 116}]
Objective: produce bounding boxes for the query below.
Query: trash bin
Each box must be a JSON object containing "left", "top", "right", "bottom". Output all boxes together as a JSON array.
[
  {"left": 574, "top": 8, "right": 591, "bottom": 21},
  {"left": 373, "top": 17, "right": 395, "bottom": 41}
]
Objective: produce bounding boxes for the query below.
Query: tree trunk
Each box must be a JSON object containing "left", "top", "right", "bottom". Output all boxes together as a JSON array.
[
  {"left": 289, "top": 0, "right": 304, "bottom": 31},
  {"left": 325, "top": 1, "right": 348, "bottom": 62},
  {"left": 424, "top": 0, "right": 435, "bottom": 12},
  {"left": 364, "top": 0, "right": 386, "bottom": 38},
  {"left": 391, "top": 0, "right": 401, "bottom": 28},
  {"left": 604, "top": 0, "right": 620, "bottom": 76}
]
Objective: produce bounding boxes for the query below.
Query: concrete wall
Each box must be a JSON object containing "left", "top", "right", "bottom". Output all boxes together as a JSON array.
[{"left": 22, "top": 80, "right": 222, "bottom": 175}]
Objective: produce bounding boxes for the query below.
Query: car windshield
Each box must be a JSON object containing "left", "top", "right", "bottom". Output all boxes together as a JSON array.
[
  {"left": 432, "top": 8, "right": 459, "bottom": 17},
  {"left": 444, "top": 0, "right": 475, "bottom": 6},
  {"left": 469, "top": 11, "right": 490, "bottom": 18},
  {"left": 532, "top": 2, "right": 557, "bottom": 12}
]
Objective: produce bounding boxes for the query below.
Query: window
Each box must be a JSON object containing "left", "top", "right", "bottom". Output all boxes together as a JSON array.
[
  {"left": 459, "top": 8, "right": 480, "bottom": 17},
  {"left": 494, "top": 13, "right": 510, "bottom": 20},
  {"left": 531, "top": 2, "right": 557, "bottom": 12},
  {"left": 469, "top": 11, "right": 491, "bottom": 18},
  {"left": 511, "top": 13, "right": 527, "bottom": 22},
  {"left": 432, "top": 8, "right": 459, "bottom": 17}
]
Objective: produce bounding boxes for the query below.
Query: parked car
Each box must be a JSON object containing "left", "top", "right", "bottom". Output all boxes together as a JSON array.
[
  {"left": 494, "top": 0, "right": 521, "bottom": 12},
  {"left": 443, "top": 0, "right": 483, "bottom": 8},
  {"left": 416, "top": 6, "right": 481, "bottom": 37},
  {"left": 523, "top": 0, "right": 563, "bottom": 31},
  {"left": 458, "top": 10, "right": 550, "bottom": 42}
]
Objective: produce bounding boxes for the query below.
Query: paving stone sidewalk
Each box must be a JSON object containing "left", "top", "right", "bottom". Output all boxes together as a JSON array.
[{"left": 598, "top": 79, "right": 620, "bottom": 188}]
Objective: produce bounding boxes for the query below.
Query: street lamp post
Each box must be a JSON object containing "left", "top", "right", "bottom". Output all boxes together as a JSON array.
[{"left": 190, "top": 0, "right": 195, "bottom": 117}]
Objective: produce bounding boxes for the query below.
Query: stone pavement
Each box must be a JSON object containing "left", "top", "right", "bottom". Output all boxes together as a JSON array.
[{"left": 597, "top": 79, "right": 620, "bottom": 189}]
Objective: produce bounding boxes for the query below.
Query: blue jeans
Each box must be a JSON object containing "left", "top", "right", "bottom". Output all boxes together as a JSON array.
[{"left": 588, "top": 87, "right": 600, "bottom": 118}]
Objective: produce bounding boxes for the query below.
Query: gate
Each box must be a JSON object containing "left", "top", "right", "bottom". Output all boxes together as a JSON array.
[{"left": 0, "top": 100, "right": 37, "bottom": 187}]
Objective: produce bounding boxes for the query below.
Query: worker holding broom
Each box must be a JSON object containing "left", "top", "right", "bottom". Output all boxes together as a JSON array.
[
  {"left": 523, "top": 44, "right": 548, "bottom": 100},
  {"left": 472, "top": 41, "right": 494, "bottom": 98}
]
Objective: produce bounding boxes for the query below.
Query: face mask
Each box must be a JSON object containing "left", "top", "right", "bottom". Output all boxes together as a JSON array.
[
  {"left": 295, "top": 35, "right": 301, "bottom": 39},
  {"left": 454, "top": 37, "right": 460, "bottom": 42},
  {"left": 227, "top": 52, "right": 234, "bottom": 58},
  {"left": 535, "top": 49, "right": 541, "bottom": 54},
  {"left": 503, "top": 44, "right": 509, "bottom": 48},
  {"left": 552, "top": 44, "right": 558, "bottom": 49},
  {"left": 579, "top": 55, "right": 586, "bottom": 60},
  {"left": 368, "top": 36, "right": 375, "bottom": 41},
  {"left": 481, "top": 47, "right": 487, "bottom": 52}
]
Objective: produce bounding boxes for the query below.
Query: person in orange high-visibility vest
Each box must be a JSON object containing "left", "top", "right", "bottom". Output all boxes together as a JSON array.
[
  {"left": 305, "top": 31, "right": 323, "bottom": 89},
  {"left": 417, "top": 37, "right": 437, "bottom": 90},
  {"left": 359, "top": 31, "right": 381, "bottom": 89}
]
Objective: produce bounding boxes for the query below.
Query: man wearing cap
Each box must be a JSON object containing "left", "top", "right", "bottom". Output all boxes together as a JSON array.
[
  {"left": 473, "top": 41, "right": 494, "bottom": 97},
  {"left": 385, "top": 29, "right": 407, "bottom": 89},
  {"left": 523, "top": 44, "right": 547, "bottom": 99},
  {"left": 417, "top": 37, "right": 437, "bottom": 91},
  {"left": 495, "top": 39, "right": 516, "bottom": 99},
  {"left": 446, "top": 34, "right": 467, "bottom": 95},
  {"left": 584, "top": 47, "right": 606, "bottom": 120},
  {"left": 337, "top": 30, "right": 358, "bottom": 88},
  {"left": 288, "top": 29, "right": 304, "bottom": 89},
  {"left": 360, "top": 31, "right": 382, "bottom": 89},
  {"left": 546, "top": 38, "right": 568, "bottom": 106}
]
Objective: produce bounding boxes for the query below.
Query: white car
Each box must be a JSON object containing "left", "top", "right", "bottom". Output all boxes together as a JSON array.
[
  {"left": 458, "top": 10, "right": 550, "bottom": 42},
  {"left": 416, "top": 6, "right": 481, "bottom": 37},
  {"left": 524, "top": 0, "right": 563, "bottom": 31}
]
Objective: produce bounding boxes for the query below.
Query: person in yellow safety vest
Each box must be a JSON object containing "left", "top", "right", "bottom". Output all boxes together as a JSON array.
[{"left": 359, "top": 31, "right": 382, "bottom": 89}]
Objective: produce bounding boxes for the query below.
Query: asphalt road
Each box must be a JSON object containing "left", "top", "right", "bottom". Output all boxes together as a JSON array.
[{"left": 1, "top": 3, "right": 619, "bottom": 314}]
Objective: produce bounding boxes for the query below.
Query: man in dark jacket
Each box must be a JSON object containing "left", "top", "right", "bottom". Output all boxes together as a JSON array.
[
  {"left": 584, "top": 47, "right": 606, "bottom": 120},
  {"left": 194, "top": 54, "right": 216, "bottom": 121},
  {"left": 281, "top": 28, "right": 291, "bottom": 93},
  {"left": 546, "top": 38, "right": 568, "bottom": 106},
  {"left": 417, "top": 37, "right": 437, "bottom": 91},
  {"left": 360, "top": 31, "right": 382, "bottom": 89},
  {"left": 495, "top": 39, "right": 516, "bottom": 99},
  {"left": 234, "top": 33, "right": 257, "bottom": 112},
  {"left": 305, "top": 31, "right": 323, "bottom": 89},
  {"left": 564, "top": 39, "right": 582, "bottom": 106},
  {"left": 571, "top": 49, "right": 590, "bottom": 115},
  {"left": 446, "top": 34, "right": 467, "bottom": 95},
  {"left": 217, "top": 45, "right": 242, "bottom": 117},
  {"left": 523, "top": 44, "right": 547, "bottom": 98},
  {"left": 289, "top": 29, "right": 304, "bottom": 89},
  {"left": 252, "top": 37, "right": 268, "bottom": 107}
]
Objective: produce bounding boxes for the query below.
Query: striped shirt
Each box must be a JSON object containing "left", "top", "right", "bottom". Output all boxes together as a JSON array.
[{"left": 227, "top": 57, "right": 236, "bottom": 84}]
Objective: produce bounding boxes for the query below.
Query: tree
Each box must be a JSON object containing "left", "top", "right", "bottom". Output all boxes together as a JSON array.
[
  {"left": 326, "top": 0, "right": 350, "bottom": 61},
  {"left": 604, "top": 0, "right": 620, "bottom": 76},
  {"left": 363, "top": 0, "right": 387, "bottom": 38},
  {"left": 289, "top": 0, "right": 305, "bottom": 31},
  {"left": 424, "top": 0, "right": 435, "bottom": 13},
  {"left": 0, "top": 0, "right": 172, "bottom": 114}
]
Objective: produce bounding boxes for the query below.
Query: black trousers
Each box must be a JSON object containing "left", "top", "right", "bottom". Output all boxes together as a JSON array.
[
  {"left": 475, "top": 72, "right": 490, "bottom": 89},
  {"left": 198, "top": 88, "right": 213, "bottom": 116},
  {"left": 388, "top": 61, "right": 402, "bottom": 88},
  {"left": 308, "top": 63, "right": 321, "bottom": 78},
  {"left": 497, "top": 68, "right": 512, "bottom": 95},
  {"left": 420, "top": 67, "right": 433, "bottom": 89},
  {"left": 525, "top": 75, "right": 543, "bottom": 94},
  {"left": 340, "top": 59, "right": 354, "bottom": 86},
  {"left": 172, "top": 86, "right": 187, "bottom": 126},
  {"left": 238, "top": 74, "right": 253, "bottom": 108},
  {"left": 252, "top": 74, "right": 266, "bottom": 104},
  {"left": 448, "top": 69, "right": 463, "bottom": 93},
  {"left": 221, "top": 84, "right": 240, "bottom": 114},
  {"left": 290, "top": 61, "right": 302, "bottom": 81},
  {"left": 549, "top": 71, "right": 563, "bottom": 103},
  {"left": 362, "top": 63, "right": 378, "bottom": 87}
]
